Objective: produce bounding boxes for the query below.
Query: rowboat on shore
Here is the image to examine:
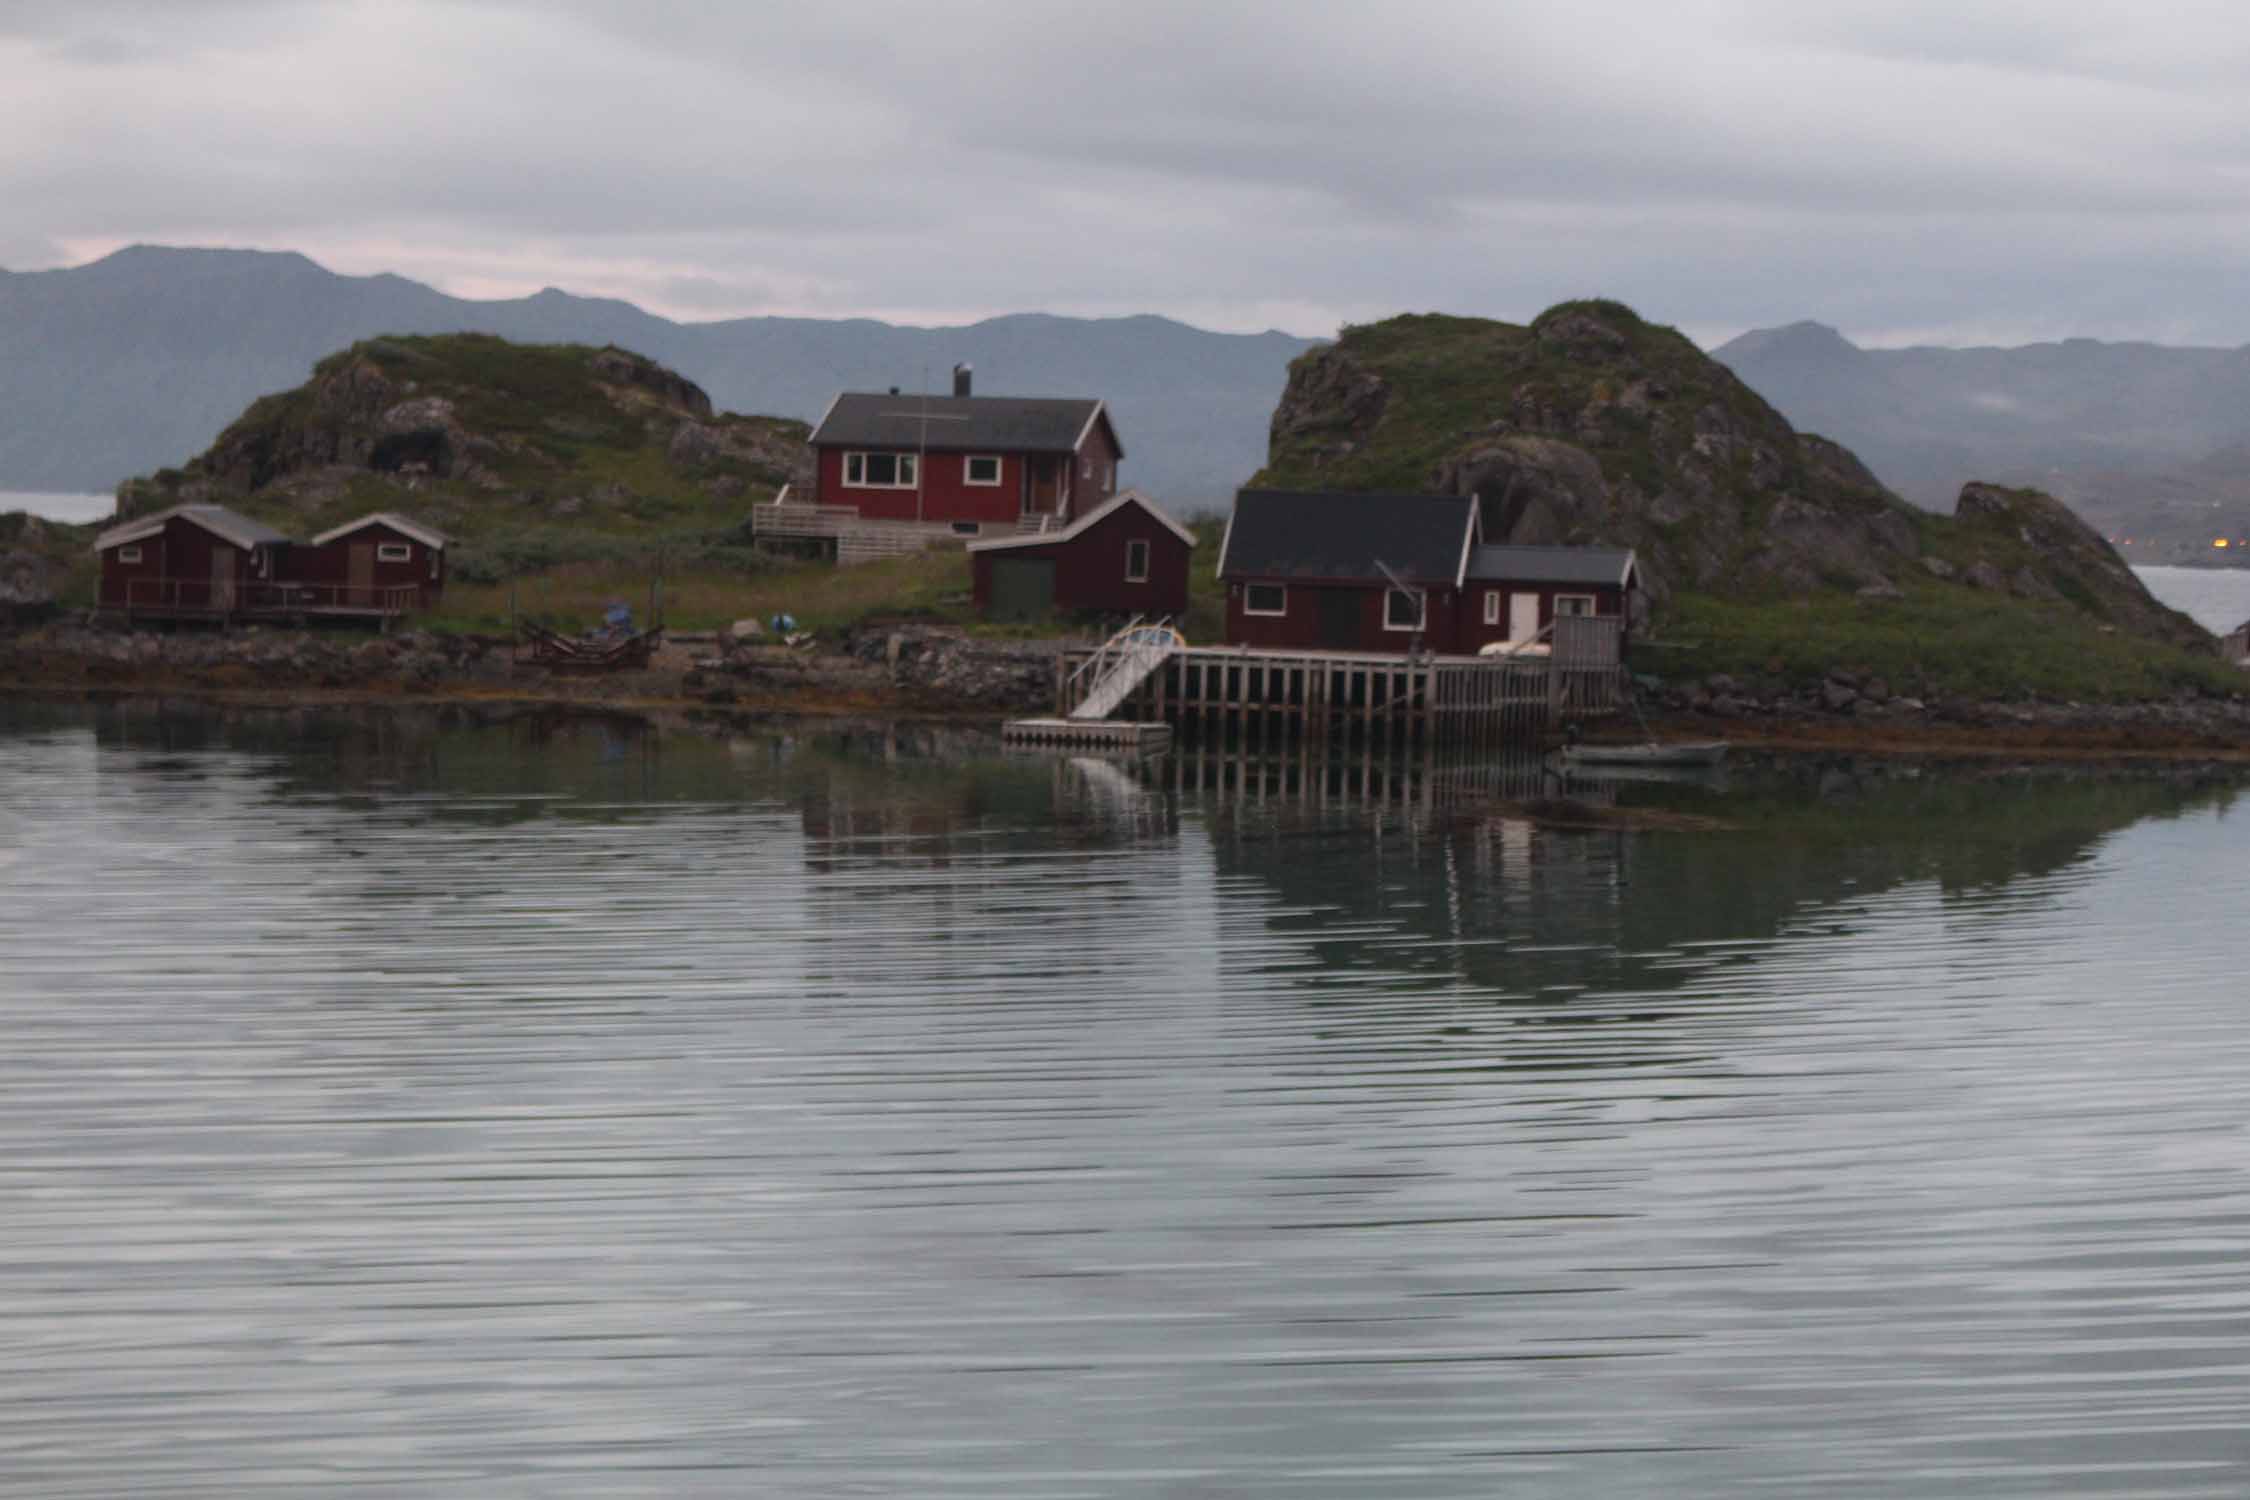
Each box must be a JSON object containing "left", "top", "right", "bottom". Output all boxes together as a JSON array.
[{"left": 1558, "top": 739, "right": 1730, "bottom": 769}]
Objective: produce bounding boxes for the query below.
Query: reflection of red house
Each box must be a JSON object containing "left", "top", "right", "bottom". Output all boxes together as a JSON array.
[
  {"left": 967, "top": 490, "right": 1195, "bottom": 620},
  {"left": 94, "top": 504, "right": 447, "bottom": 623},
  {"left": 1217, "top": 489, "right": 1638, "bottom": 655},
  {"left": 806, "top": 366, "right": 1122, "bottom": 535}
]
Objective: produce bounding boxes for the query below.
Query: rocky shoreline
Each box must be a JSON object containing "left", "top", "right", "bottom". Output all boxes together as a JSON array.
[{"left": 6, "top": 617, "right": 2250, "bottom": 760}]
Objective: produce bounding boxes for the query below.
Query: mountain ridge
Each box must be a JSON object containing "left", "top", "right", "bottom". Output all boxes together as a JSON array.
[{"left": 0, "top": 245, "right": 1318, "bottom": 505}]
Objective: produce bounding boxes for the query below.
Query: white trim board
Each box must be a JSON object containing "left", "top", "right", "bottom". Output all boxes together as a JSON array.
[
  {"left": 310, "top": 512, "right": 449, "bottom": 549},
  {"left": 965, "top": 489, "right": 1196, "bottom": 553}
]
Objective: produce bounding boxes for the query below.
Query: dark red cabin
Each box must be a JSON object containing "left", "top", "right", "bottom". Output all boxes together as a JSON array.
[
  {"left": 968, "top": 490, "right": 1195, "bottom": 621},
  {"left": 295, "top": 513, "right": 448, "bottom": 611},
  {"left": 1217, "top": 488, "right": 1640, "bottom": 656},
  {"left": 807, "top": 366, "right": 1122, "bottom": 535},
  {"left": 95, "top": 504, "right": 289, "bottom": 617}
]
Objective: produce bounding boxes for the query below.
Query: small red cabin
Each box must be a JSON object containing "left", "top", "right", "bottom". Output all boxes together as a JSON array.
[
  {"left": 807, "top": 367, "right": 1122, "bottom": 535},
  {"left": 297, "top": 513, "right": 448, "bottom": 611},
  {"left": 968, "top": 490, "right": 1195, "bottom": 621},
  {"left": 95, "top": 504, "right": 288, "bottom": 616}
]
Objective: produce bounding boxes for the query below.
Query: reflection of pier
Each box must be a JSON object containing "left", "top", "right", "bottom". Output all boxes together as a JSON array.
[{"left": 1160, "top": 741, "right": 1617, "bottom": 821}]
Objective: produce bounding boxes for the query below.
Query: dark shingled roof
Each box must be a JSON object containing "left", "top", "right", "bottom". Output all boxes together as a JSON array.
[
  {"left": 1218, "top": 490, "right": 1477, "bottom": 586},
  {"left": 810, "top": 392, "right": 1117, "bottom": 456},
  {"left": 1467, "top": 545, "right": 1638, "bottom": 587}
]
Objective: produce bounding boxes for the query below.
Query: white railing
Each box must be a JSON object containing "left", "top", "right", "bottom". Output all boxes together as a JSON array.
[{"left": 1070, "top": 617, "right": 1185, "bottom": 720}]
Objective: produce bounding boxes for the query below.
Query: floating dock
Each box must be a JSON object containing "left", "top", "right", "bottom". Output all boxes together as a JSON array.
[{"left": 1000, "top": 718, "right": 1175, "bottom": 751}]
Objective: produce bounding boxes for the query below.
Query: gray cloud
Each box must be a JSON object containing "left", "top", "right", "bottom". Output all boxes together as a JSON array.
[{"left": 8, "top": 1, "right": 2250, "bottom": 343}]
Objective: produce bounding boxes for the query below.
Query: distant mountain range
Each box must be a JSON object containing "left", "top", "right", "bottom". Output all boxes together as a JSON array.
[
  {"left": 0, "top": 246, "right": 1317, "bottom": 510},
  {"left": 1715, "top": 321, "right": 2250, "bottom": 559}
]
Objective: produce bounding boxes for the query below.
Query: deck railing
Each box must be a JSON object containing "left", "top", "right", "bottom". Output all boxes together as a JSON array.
[{"left": 102, "top": 577, "right": 424, "bottom": 617}]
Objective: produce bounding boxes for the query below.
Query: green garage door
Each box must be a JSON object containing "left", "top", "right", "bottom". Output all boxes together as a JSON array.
[{"left": 989, "top": 557, "right": 1055, "bottom": 621}]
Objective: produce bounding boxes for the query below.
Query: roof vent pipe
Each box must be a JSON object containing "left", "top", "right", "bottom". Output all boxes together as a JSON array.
[{"left": 952, "top": 363, "right": 972, "bottom": 398}]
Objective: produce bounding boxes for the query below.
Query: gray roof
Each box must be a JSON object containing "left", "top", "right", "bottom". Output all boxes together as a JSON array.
[
  {"left": 95, "top": 503, "right": 290, "bottom": 553},
  {"left": 1218, "top": 490, "right": 1478, "bottom": 586},
  {"left": 810, "top": 392, "right": 1118, "bottom": 456},
  {"left": 1467, "top": 545, "right": 1638, "bottom": 588}
]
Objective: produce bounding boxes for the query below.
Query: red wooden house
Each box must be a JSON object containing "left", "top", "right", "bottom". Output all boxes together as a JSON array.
[
  {"left": 95, "top": 503, "right": 290, "bottom": 618},
  {"left": 94, "top": 504, "right": 446, "bottom": 623},
  {"left": 805, "top": 366, "right": 1122, "bottom": 534},
  {"left": 297, "top": 513, "right": 448, "bottom": 611},
  {"left": 1217, "top": 489, "right": 1481, "bottom": 653},
  {"left": 1217, "top": 489, "right": 1640, "bottom": 656},
  {"left": 967, "top": 490, "right": 1195, "bottom": 621}
]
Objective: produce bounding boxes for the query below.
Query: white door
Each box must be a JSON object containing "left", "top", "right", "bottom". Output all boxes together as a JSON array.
[{"left": 1508, "top": 591, "right": 1539, "bottom": 643}]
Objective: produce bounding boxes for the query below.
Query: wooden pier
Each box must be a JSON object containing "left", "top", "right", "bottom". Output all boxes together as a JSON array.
[{"left": 1051, "top": 616, "right": 1626, "bottom": 747}]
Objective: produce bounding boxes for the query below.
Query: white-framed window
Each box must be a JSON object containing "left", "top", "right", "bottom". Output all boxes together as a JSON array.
[
  {"left": 963, "top": 455, "right": 1002, "bottom": 486},
  {"left": 844, "top": 451, "right": 918, "bottom": 488},
  {"left": 377, "top": 542, "right": 412, "bottom": 563},
  {"left": 1482, "top": 589, "right": 1501, "bottom": 625},
  {"left": 116, "top": 545, "right": 142, "bottom": 563},
  {"left": 1125, "top": 538, "right": 1150, "bottom": 582},
  {"left": 1081, "top": 457, "right": 1092, "bottom": 478},
  {"left": 1243, "top": 582, "right": 1288, "bottom": 616},
  {"left": 1384, "top": 587, "right": 1427, "bottom": 632},
  {"left": 1554, "top": 593, "right": 1595, "bottom": 617}
]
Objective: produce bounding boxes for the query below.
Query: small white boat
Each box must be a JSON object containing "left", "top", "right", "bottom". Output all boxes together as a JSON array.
[{"left": 1559, "top": 739, "right": 1729, "bottom": 768}]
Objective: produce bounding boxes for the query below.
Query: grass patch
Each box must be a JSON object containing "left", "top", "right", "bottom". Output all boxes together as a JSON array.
[{"left": 1649, "top": 583, "right": 2245, "bottom": 702}]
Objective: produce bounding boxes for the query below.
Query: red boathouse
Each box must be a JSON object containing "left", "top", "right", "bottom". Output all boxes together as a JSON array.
[{"left": 967, "top": 490, "right": 1196, "bottom": 621}]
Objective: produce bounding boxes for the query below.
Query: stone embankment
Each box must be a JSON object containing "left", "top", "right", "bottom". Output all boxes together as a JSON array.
[
  {"left": 1, "top": 618, "right": 1066, "bottom": 716},
  {"left": 1655, "top": 666, "right": 2250, "bottom": 745}
]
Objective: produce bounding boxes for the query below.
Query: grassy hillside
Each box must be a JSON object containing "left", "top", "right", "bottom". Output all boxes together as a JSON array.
[{"left": 1256, "top": 304, "right": 2238, "bottom": 702}]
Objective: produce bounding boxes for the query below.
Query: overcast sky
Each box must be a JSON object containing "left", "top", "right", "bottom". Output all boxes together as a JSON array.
[{"left": 8, "top": 0, "right": 2250, "bottom": 346}]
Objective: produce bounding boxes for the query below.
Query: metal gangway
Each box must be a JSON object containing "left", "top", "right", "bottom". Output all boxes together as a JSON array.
[{"left": 1067, "top": 616, "right": 1186, "bottom": 720}]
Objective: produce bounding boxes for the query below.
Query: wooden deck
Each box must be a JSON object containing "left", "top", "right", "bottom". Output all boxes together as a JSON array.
[
  {"left": 99, "top": 579, "right": 424, "bottom": 625},
  {"left": 1052, "top": 618, "right": 1627, "bottom": 747}
]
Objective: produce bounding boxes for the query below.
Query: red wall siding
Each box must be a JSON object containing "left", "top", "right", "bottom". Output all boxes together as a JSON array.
[
  {"left": 1223, "top": 579, "right": 1467, "bottom": 653},
  {"left": 971, "top": 505, "right": 1190, "bottom": 617},
  {"left": 1068, "top": 420, "right": 1120, "bottom": 524},
  {"left": 815, "top": 446, "right": 1028, "bottom": 527},
  {"left": 1455, "top": 583, "right": 1627, "bottom": 654}
]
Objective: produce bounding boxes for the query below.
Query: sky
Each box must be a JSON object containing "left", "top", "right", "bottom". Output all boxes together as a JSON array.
[{"left": 8, "top": 0, "right": 2250, "bottom": 346}]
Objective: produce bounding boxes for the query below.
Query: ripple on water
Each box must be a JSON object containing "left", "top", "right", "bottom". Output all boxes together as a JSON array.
[{"left": 3, "top": 718, "right": 2249, "bottom": 1495}]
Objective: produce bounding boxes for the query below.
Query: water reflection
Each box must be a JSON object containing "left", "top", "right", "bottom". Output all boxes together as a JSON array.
[{"left": 4, "top": 700, "right": 2249, "bottom": 1495}]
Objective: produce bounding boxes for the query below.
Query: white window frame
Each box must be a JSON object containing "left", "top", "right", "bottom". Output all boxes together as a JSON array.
[
  {"left": 1384, "top": 586, "right": 1427, "bottom": 632},
  {"left": 1081, "top": 457, "right": 1092, "bottom": 478},
  {"left": 963, "top": 454, "right": 1002, "bottom": 487},
  {"left": 116, "top": 545, "right": 142, "bottom": 564},
  {"left": 376, "top": 542, "right": 412, "bottom": 563},
  {"left": 1243, "top": 582, "right": 1288, "bottom": 616},
  {"left": 844, "top": 451, "right": 919, "bottom": 488},
  {"left": 1554, "top": 593, "right": 1595, "bottom": 617},
  {"left": 1482, "top": 589, "right": 1501, "bottom": 625},
  {"left": 1125, "top": 538, "right": 1150, "bottom": 583}
]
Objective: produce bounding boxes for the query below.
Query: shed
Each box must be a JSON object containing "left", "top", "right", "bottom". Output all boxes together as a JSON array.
[
  {"left": 1461, "top": 545, "right": 1640, "bottom": 653},
  {"left": 967, "top": 490, "right": 1195, "bottom": 621},
  {"left": 1216, "top": 489, "right": 1480, "bottom": 652},
  {"left": 297, "top": 513, "right": 449, "bottom": 610}
]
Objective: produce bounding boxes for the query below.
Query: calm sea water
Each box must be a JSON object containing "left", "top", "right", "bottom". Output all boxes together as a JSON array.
[
  {"left": 2135, "top": 565, "right": 2250, "bottom": 634},
  {"left": 4, "top": 702, "right": 2250, "bottom": 1496},
  {"left": 0, "top": 491, "right": 113, "bottom": 525}
]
